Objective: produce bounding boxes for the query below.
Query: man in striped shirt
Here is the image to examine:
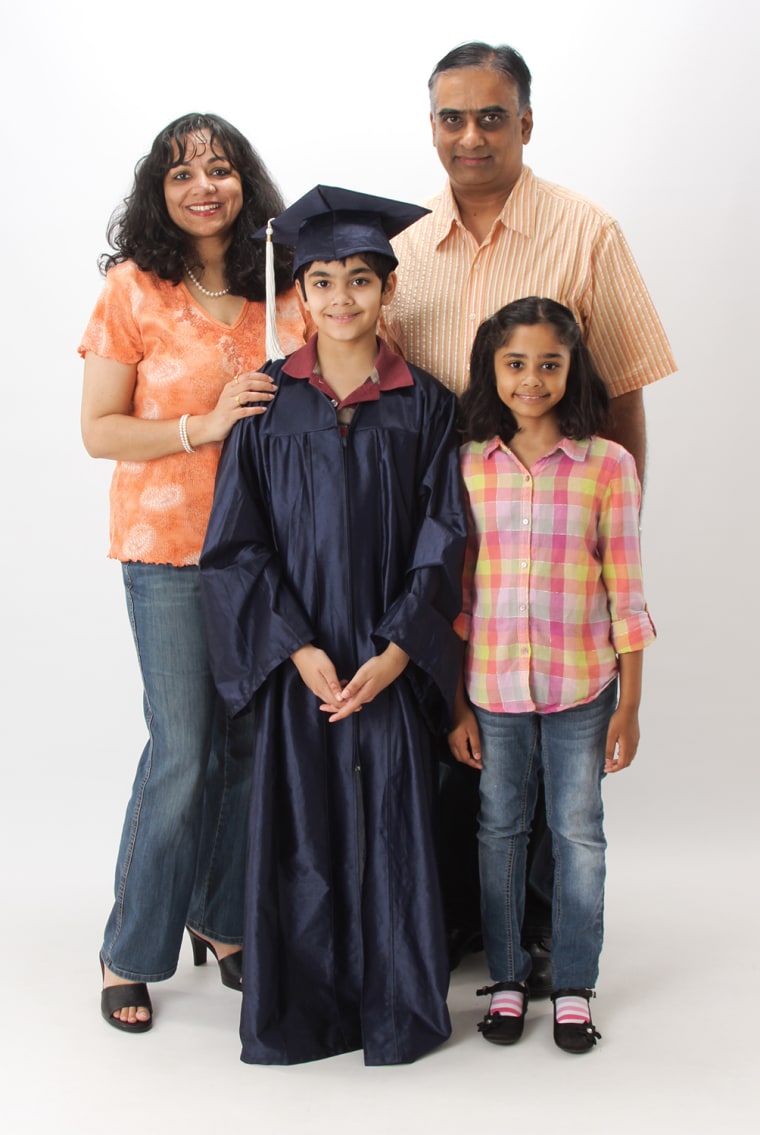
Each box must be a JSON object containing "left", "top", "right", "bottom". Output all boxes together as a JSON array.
[
  {"left": 385, "top": 42, "right": 675, "bottom": 479},
  {"left": 383, "top": 41, "right": 675, "bottom": 982}
]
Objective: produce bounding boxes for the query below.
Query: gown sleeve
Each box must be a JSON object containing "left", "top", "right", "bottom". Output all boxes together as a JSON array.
[
  {"left": 372, "top": 382, "right": 466, "bottom": 729},
  {"left": 199, "top": 410, "right": 315, "bottom": 717}
]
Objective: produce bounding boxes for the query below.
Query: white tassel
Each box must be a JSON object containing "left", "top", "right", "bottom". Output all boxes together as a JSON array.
[{"left": 264, "top": 218, "right": 285, "bottom": 361}]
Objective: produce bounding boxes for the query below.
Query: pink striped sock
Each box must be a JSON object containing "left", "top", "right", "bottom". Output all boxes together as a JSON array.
[
  {"left": 554, "top": 995, "right": 590, "bottom": 1024},
  {"left": 490, "top": 988, "right": 524, "bottom": 1017}
]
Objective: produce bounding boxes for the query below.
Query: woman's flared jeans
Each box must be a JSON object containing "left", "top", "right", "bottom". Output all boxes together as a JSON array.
[{"left": 100, "top": 563, "right": 252, "bottom": 982}]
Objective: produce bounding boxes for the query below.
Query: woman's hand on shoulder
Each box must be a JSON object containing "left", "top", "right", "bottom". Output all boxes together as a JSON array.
[
  {"left": 193, "top": 371, "right": 277, "bottom": 446},
  {"left": 82, "top": 356, "right": 278, "bottom": 462}
]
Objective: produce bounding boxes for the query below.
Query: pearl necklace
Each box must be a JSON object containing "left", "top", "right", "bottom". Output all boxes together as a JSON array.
[{"left": 183, "top": 262, "right": 230, "bottom": 298}]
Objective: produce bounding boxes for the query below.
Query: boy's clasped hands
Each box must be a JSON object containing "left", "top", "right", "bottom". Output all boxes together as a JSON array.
[{"left": 291, "top": 642, "right": 409, "bottom": 722}]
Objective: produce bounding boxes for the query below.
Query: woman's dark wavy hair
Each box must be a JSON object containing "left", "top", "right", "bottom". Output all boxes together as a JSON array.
[
  {"left": 458, "top": 297, "right": 610, "bottom": 444},
  {"left": 99, "top": 113, "right": 293, "bottom": 300}
]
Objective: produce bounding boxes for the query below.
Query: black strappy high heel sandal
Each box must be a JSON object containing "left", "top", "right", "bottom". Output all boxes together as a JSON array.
[{"left": 186, "top": 927, "right": 243, "bottom": 991}]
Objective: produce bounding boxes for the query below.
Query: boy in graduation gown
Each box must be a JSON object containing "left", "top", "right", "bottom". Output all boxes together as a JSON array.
[{"left": 199, "top": 187, "right": 467, "bottom": 1066}]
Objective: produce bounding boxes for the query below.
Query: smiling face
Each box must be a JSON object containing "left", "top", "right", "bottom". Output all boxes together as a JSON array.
[
  {"left": 494, "top": 323, "right": 570, "bottom": 430},
  {"left": 430, "top": 66, "right": 533, "bottom": 199},
  {"left": 296, "top": 256, "right": 396, "bottom": 347},
  {"left": 163, "top": 131, "right": 243, "bottom": 246}
]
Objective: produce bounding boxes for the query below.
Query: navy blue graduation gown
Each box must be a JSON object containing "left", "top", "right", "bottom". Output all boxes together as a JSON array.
[{"left": 200, "top": 354, "right": 466, "bottom": 1065}]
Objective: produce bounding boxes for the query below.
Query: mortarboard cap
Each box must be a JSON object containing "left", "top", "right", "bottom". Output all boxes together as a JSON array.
[{"left": 253, "top": 186, "right": 430, "bottom": 359}]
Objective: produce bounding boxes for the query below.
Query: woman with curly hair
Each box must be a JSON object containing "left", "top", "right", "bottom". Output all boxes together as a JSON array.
[{"left": 80, "top": 113, "right": 303, "bottom": 1033}]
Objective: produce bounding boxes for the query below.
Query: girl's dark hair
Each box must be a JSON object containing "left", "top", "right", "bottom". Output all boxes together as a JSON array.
[
  {"left": 458, "top": 296, "right": 610, "bottom": 444},
  {"left": 99, "top": 113, "right": 293, "bottom": 300}
]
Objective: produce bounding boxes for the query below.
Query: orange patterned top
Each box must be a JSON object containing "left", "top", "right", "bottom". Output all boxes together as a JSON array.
[{"left": 79, "top": 260, "right": 304, "bottom": 566}]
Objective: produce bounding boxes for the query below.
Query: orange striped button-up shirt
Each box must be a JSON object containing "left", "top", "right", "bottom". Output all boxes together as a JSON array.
[{"left": 384, "top": 166, "right": 675, "bottom": 397}]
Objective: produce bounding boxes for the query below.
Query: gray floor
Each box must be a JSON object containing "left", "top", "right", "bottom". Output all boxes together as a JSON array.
[
  {"left": 3, "top": 2, "right": 758, "bottom": 1130},
  {"left": 4, "top": 420, "right": 757, "bottom": 1131},
  {"left": 5, "top": 324, "right": 757, "bottom": 1135},
  {"left": 4, "top": 820, "right": 756, "bottom": 1134}
]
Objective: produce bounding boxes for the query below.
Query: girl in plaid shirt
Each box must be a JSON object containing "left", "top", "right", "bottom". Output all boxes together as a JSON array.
[{"left": 448, "top": 297, "right": 655, "bottom": 1054}]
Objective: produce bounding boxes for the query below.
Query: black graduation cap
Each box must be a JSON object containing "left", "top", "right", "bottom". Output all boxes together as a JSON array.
[
  {"left": 253, "top": 185, "right": 430, "bottom": 277},
  {"left": 255, "top": 187, "right": 430, "bottom": 359}
]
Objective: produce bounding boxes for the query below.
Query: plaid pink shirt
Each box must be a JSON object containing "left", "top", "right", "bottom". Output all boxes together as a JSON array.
[{"left": 456, "top": 435, "right": 656, "bottom": 714}]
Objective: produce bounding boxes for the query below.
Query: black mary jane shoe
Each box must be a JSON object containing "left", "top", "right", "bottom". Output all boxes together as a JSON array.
[
  {"left": 186, "top": 927, "right": 243, "bottom": 991},
  {"left": 99, "top": 958, "right": 153, "bottom": 1033},
  {"left": 476, "top": 981, "right": 529, "bottom": 1045},
  {"left": 551, "top": 988, "right": 602, "bottom": 1054}
]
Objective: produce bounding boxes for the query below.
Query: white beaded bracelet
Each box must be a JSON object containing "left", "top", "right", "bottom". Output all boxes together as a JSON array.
[{"left": 179, "top": 413, "right": 196, "bottom": 454}]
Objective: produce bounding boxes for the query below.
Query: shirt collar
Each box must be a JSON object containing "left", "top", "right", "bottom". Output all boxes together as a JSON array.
[
  {"left": 433, "top": 165, "right": 537, "bottom": 247},
  {"left": 482, "top": 434, "right": 591, "bottom": 462},
  {"left": 283, "top": 334, "right": 414, "bottom": 391}
]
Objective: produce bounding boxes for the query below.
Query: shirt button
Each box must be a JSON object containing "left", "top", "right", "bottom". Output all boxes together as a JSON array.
[
  {"left": 331, "top": 399, "right": 338, "bottom": 407},
  {"left": 522, "top": 518, "right": 529, "bottom": 526},
  {"left": 521, "top": 561, "right": 528, "bottom": 569},
  {"left": 520, "top": 604, "right": 526, "bottom": 612}
]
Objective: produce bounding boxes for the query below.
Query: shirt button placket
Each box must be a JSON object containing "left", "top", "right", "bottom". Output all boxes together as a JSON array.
[{"left": 518, "top": 472, "right": 533, "bottom": 690}]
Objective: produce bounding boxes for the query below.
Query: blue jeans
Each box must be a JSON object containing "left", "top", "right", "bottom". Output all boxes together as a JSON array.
[
  {"left": 101, "top": 563, "right": 253, "bottom": 982},
  {"left": 475, "top": 682, "right": 616, "bottom": 990}
]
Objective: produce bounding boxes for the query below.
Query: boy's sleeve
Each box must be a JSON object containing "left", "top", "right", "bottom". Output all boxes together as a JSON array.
[
  {"left": 372, "top": 386, "right": 467, "bottom": 725},
  {"left": 199, "top": 414, "right": 315, "bottom": 717}
]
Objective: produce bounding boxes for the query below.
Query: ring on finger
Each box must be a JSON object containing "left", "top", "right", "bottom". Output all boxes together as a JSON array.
[{"left": 235, "top": 393, "right": 241, "bottom": 406}]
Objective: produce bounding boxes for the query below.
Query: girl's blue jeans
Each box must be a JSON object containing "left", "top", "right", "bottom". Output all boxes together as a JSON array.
[
  {"left": 474, "top": 681, "right": 616, "bottom": 991},
  {"left": 100, "top": 563, "right": 253, "bottom": 983}
]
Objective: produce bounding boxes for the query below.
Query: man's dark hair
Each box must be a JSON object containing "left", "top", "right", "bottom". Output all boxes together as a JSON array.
[{"left": 428, "top": 42, "right": 532, "bottom": 112}]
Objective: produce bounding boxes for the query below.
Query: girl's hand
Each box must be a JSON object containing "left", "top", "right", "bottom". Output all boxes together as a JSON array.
[
  {"left": 447, "top": 673, "right": 482, "bottom": 769},
  {"left": 192, "top": 371, "right": 277, "bottom": 446},
  {"left": 604, "top": 705, "right": 640, "bottom": 772},
  {"left": 448, "top": 705, "right": 482, "bottom": 769},
  {"left": 321, "top": 644, "right": 409, "bottom": 722},
  {"left": 606, "top": 652, "right": 644, "bottom": 772},
  {"left": 291, "top": 645, "right": 343, "bottom": 711}
]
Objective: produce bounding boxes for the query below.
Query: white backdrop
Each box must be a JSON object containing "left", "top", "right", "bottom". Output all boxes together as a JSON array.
[{"left": 2, "top": 1, "right": 758, "bottom": 1131}]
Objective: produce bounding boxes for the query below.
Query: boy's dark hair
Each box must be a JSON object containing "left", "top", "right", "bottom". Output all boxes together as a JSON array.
[
  {"left": 458, "top": 296, "right": 610, "bottom": 445},
  {"left": 295, "top": 252, "right": 396, "bottom": 292},
  {"left": 100, "top": 113, "right": 293, "bottom": 300},
  {"left": 428, "top": 42, "right": 532, "bottom": 112}
]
